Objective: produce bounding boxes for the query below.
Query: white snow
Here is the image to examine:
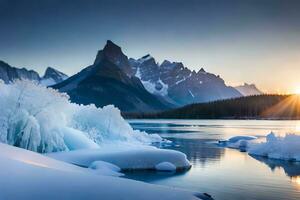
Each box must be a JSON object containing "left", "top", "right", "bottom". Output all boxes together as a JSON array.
[
  {"left": 40, "top": 78, "right": 56, "bottom": 86},
  {"left": 188, "top": 90, "right": 195, "bottom": 98},
  {"left": 175, "top": 73, "right": 192, "bottom": 85},
  {"left": 136, "top": 68, "right": 168, "bottom": 96},
  {"left": 89, "top": 160, "right": 124, "bottom": 176},
  {"left": 0, "top": 80, "right": 162, "bottom": 153},
  {"left": 155, "top": 162, "right": 176, "bottom": 171},
  {"left": 47, "top": 145, "right": 191, "bottom": 171},
  {"left": 0, "top": 143, "right": 209, "bottom": 200},
  {"left": 249, "top": 132, "right": 300, "bottom": 161},
  {"left": 219, "top": 135, "right": 257, "bottom": 150}
]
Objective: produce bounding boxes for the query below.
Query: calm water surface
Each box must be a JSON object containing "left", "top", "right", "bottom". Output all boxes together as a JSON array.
[{"left": 127, "top": 120, "right": 300, "bottom": 200}]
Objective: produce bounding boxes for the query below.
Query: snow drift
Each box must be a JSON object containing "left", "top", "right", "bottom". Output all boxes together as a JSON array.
[
  {"left": 249, "top": 132, "right": 300, "bottom": 161},
  {"left": 47, "top": 146, "right": 191, "bottom": 171},
  {"left": 0, "top": 143, "right": 211, "bottom": 200},
  {"left": 0, "top": 80, "right": 161, "bottom": 153}
]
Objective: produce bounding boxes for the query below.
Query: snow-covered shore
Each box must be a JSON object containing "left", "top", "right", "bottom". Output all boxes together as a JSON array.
[
  {"left": 0, "top": 143, "right": 211, "bottom": 200},
  {"left": 0, "top": 81, "right": 210, "bottom": 199}
]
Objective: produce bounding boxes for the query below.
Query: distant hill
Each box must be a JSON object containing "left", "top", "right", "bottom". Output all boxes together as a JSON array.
[
  {"left": 235, "top": 83, "right": 262, "bottom": 96},
  {"left": 125, "top": 94, "right": 300, "bottom": 119}
]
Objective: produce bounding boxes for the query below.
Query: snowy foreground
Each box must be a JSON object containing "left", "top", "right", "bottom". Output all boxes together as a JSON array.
[
  {"left": 221, "top": 133, "right": 300, "bottom": 162},
  {"left": 0, "top": 143, "right": 212, "bottom": 200},
  {"left": 0, "top": 81, "right": 212, "bottom": 199}
]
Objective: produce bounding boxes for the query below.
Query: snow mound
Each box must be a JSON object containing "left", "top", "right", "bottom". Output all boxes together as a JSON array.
[
  {"left": 0, "top": 80, "right": 162, "bottom": 153},
  {"left": 0, "top": 143, "right": 211, "bottom": 200},
  {"left": 218, "top": 135, "right": 257, "bottom": 151},
  {"left": 249, "top": 132, "right": 300, "bottom": 161},
  {"left": 47, "top": 146, "right": 191, "bottom": 171},
  {"left": 89, "top": 160, "right": 124, "bottom": 177},
  {"left": 155, "top": 162, "right": 176, "bottom": 171}
]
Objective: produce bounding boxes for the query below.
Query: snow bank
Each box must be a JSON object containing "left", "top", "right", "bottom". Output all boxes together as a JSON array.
[
  {"left": 0, "top": 143, "right": 212, "bottom": 200},
  {"left": 218, "top": 135, "right": 257, "bottom": 151},
  {"left": 48, "top": 145, "right": 191, "bottom": 171},
  {"left": 155, "top": 162, "right": 176, "bottom": 171},
  {"left": 89, "top": 160, "right": 124, "bottom": 176},
  {"left": 249, "top": 132, "right": 300, "bottom": 161},
  {"left": 0, "top": 80, "right": 161, "bottom": 153}
]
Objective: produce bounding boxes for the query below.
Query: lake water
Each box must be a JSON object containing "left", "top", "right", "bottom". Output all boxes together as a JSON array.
[{"left": 127, "top": 120, "right": 300, "bottom": 200}]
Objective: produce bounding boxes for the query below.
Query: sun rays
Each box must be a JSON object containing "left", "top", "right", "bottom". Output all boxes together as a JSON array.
[{"left": 261, "top": 95, "right": 300, "bottom": 119}]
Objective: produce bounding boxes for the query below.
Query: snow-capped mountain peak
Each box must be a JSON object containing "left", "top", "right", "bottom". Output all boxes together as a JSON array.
[
  {"left": 40, "top": 67, "right": 68, "bottom": 86},
  {"left": 235, "top": 83, "right": 262, "bottom": 96}
]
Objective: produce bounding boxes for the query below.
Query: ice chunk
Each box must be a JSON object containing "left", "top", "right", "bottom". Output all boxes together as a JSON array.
[
  {"left": 249, "top": 133, "right": 300, "bottom": 161},
  {"left": 155, "top": 162, "right": 176, "bottom": 171},
  {"left": 218, "top": 135, "right": 257, "bottom": 151}
]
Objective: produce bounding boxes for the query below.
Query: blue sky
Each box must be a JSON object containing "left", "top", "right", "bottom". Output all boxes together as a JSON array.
[{"left": 1, "top": 0, "right": 300, "bottom": 93}]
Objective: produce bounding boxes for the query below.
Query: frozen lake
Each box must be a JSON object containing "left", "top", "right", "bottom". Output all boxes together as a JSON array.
[{"left": 127, "top": 120, "right": 300, "bottom": 200}]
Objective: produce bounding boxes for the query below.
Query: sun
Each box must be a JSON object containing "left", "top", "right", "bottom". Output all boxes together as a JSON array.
[{"left": 294, "top": 88, "right": 300, "bottom": 95}]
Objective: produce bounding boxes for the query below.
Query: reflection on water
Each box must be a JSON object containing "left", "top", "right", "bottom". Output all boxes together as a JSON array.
[
  {"left": 251, "top": 155, "right": 300, "bottom": 177},
  {"left": 127, "top": 120, "right": 300, "bottom": 200}
]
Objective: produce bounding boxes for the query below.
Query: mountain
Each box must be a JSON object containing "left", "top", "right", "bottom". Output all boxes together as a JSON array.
[
  {"left": 129, "top": 56, "right": 242, "bottom": 106},
  {"left": 235, "top": 83, "right": 263, "bottom": 96},
  {"left": 0, "top": 60, "right": 40, "bottom": 83},
  {"left": 40, "top": 67, "right": 68, "bottom": 86},
  {"left": 0, "top": 60, "right": 67, "bottom": 86},
  {"left": 52, "top": 41, "right": 172, "bottom": 112}
]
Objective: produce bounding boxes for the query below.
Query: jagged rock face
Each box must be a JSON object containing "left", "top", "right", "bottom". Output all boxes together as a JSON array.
[
  {"left": 129, "top": 57, "right": 242, "bottom": 105},
  {"left": 0, "top": 61, "right": 40, "bottom": 83},
  {"left": 40, "top": 67, "right": 68, "bottom": 86},
  {"left": 0, "top": 61, "right": 68, "bottom": 86},
  {"left": 42, "top": 67, "right": 68, "bottom": 83},
  {"left": 94, "top": 40, "right": 133, "bottom": 76},
  {"left": 235, "top": 83, "right": 262, "bottom": 96},
  {"left": 53, "top": 41, "right": 172, "bottom": 112}
]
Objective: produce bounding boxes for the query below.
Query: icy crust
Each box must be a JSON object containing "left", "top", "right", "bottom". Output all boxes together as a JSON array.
[
  {"left": 249, "top": 133, "right": 300, "bottom": 161},
  {"left": 0, "top": 143, "right": 211, "bottom": 200},
  {"left": 47, "top": 145, "right": 191, "bottom": 171},
  {"left": 0, "top": 80, "right": 161, "bottom": 153}
]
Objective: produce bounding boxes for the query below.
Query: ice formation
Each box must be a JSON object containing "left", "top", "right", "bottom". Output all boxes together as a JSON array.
[
  {"left": 0, "top": 80, "right": 161, "bottom": 153},
  {"left": 249, "top": 132, "right": 300, "bottom": 161}
]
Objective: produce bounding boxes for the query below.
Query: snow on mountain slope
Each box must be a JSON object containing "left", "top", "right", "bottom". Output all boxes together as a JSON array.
[
  {"left": 40, "top": 67, "right": 68, "bottom": 86},
  {"left": 235, "top": 83, "right": 262, "bottom": 96},
  {"left": 129, "top": 56, "right": 242, "bottom": 105},
  {"left": 0, "top": 60, "right": 40, "bottom": 83},
  {"left": 52, "top": 40, "right": 173, "bottom": 112},
  {"left": 0, "top": 143, "right": 211, "bottom": 200},
  {"left": 0, "top": 60, "right": 68, "bottom": 86}
]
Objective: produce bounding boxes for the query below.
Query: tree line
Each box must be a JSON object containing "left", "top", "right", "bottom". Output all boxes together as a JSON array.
[{"left": 124, "top": 94, "right": 300, "bottom": 119}]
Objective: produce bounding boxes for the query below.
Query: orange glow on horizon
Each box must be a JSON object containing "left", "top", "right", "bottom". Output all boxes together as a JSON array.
[{"left": 261, "top": 95, "right": 300, "bottom": 119}]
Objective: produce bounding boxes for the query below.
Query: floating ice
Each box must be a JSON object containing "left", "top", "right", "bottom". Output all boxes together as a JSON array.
[
  {"left": 249, "top": 132, "right": 300, "bottom": 161},
  {"left": 218, "top": 135, "right": 257, "bottom": 151}
]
